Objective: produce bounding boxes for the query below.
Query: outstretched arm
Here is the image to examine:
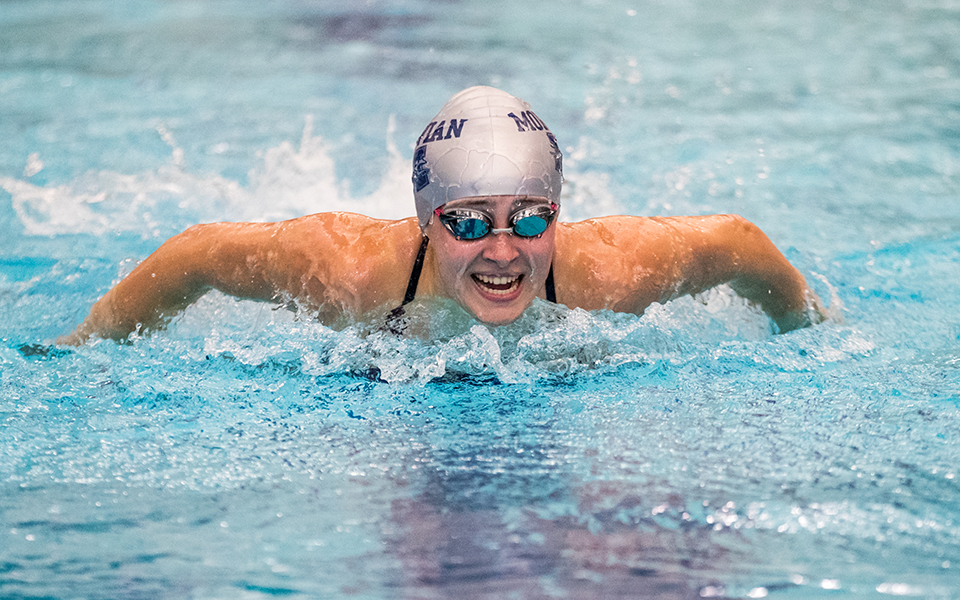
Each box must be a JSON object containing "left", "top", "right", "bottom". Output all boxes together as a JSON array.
[
  {"left": 56, "top": 222, "right": 284, "bottom": 344},
  {"left": 665, "top": 214, "right": 823, "bottom": 332},
  {"left": 57, "top": 213, "right": 421, "bottom": 345},
  {"left": 557, "top": 214, "right": 824, "bottom": 333}
]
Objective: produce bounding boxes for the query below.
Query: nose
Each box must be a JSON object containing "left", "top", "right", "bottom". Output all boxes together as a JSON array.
[{"left": 482, "top": 229, "right": 520, "bottom": 265}]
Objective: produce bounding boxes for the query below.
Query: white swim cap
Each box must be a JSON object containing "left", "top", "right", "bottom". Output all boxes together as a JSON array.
[{"left": 412, "top": 86, "right": 563, "bottom": 229}]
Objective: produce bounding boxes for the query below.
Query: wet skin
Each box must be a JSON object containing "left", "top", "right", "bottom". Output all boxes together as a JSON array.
[{"left": 56, "top": 200, "right": 824, "bottom": 344}]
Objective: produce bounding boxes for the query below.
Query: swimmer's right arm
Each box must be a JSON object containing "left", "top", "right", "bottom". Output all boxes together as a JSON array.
[
  {"left": 57, "top": 221, "right": 298, "bottom": 345},
  {"left": 57, "top": 213, "right": 415, "bottom": 345}
]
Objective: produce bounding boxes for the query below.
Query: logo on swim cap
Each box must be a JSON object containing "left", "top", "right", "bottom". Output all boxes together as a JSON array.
[
  {"left": 412, "top": 145, "right": 429, "bottom": 193},
  {"left": 412, "top": 86, "right": 563, "bottom": 229}
]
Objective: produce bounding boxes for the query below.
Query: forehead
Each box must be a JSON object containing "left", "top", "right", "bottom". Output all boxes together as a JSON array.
[{"left": 443, "top": 195, "right": 550, "bottom": 212}]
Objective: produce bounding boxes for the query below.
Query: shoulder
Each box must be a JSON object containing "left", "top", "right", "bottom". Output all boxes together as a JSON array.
[
  {"left": 557, "top": 215, "right": 659, "bottom": 248},
  {"left": 555, "top": 214, "right": 750, "bottom": 258},
  {"left": 554, "top": 215, "right": 676, "bottom": 269},
  {"left": 551, "top": 216, "right": 661, "bottom": 311},
  {"left": 253, "top": 212, "right": 420, "bottom": 258},
  {"left": 270, "top": 211, "right": 413, "bottom": 240},
  {"left": 277, "top": 212, "right": 423, "bottom": 310},
  {"left": 213, "top": 212, "right": 421, "bottom": 318},
  {"left": 551, "top": 214, "right": 749, "bottom": 312}
]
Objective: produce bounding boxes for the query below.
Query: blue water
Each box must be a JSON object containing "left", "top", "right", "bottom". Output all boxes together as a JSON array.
[{"left": 2, "top": 0, "right": 960, "bottom": 598}]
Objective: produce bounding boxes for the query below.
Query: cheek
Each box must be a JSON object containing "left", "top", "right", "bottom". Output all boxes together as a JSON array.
[
  {"left": 428, "top": 233, "right": 475, "bottom": 290},
  {"left": 529, "top": 233, "right": 557, "bottom": 273},
  {"left": 443, "top": 254, "right": 471, "bottom": 288}
]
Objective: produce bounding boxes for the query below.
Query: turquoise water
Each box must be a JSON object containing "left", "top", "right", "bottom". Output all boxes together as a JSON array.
[{"left": 2, "top": 0, "right": 960, "bottom": 598}]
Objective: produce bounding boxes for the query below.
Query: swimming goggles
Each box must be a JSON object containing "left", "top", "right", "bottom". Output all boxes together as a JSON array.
[{"left": 434, "top": 202, "right": 558, "bottom": 241}]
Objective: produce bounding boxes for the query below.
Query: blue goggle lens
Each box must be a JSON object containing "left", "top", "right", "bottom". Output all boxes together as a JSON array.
[
  {"left": 451, "top": 217, "right": 490, "bottom": 239},
  {"left": 513, "top": 213, "right": 549, "bottom": 237}
]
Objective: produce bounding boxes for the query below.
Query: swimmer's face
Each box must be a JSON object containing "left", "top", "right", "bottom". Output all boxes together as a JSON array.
[{"left": 427, "top": 195, "right": 557, "bottom": 325}]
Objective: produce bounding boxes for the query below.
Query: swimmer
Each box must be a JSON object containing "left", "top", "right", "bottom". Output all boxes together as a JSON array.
[{"left": 57, "top": 86, "right": 823, "bottom": 345}]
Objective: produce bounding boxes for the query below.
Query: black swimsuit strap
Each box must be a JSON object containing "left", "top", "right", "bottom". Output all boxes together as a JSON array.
[
  {"left": 401, "top": 235, "right": 430, "bottom": 306},
  {"left": 545, "top": 263, "right": 556, "bottom": 303},
  {"left": 382, "top": 236, "right": 429, "bottom": 335}
]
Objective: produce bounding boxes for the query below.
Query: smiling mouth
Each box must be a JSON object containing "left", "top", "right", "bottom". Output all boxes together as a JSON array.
[{"left": 473, "top": 274, "right": 522, "bottom": 296}]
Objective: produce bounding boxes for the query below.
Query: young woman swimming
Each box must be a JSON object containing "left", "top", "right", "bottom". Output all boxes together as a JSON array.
[{"left": 59, "top": 86, "right": 822, "bottom": 344}]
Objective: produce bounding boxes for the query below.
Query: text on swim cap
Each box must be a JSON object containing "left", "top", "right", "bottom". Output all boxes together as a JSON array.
[
  {"left": 506, "top": 111, "right": 548, "bottom": 132},
  {"left": 416, "top": 119, "right": 468, "bottom": 145}
]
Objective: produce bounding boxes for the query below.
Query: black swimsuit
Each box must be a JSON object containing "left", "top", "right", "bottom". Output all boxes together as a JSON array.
[{"left": 384, "top": 236, "right": 556, "bottom": 333}]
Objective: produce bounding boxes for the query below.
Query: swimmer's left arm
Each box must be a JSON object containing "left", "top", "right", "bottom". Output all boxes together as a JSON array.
[
  {"left": 657, "top": 214, "right": 824, "bottom": 332},
  {"left": 558, "top": 215, "right": 823, "bottom": 332}
]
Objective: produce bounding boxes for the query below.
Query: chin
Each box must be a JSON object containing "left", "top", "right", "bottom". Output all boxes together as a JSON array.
[
  {"left": 477, "top": 313, "right": 522, "bottom": 326},
  {"left": 461, "top": 277, "right": 538, "bottom": 325},
  {"left": 469, "top": 301, "right": 530, "bottom": 326}
]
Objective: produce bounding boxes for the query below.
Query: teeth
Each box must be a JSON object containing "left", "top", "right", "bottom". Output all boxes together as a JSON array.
[
  {"left": 474, "top": 274, "right": 521, "bottom": 295},
  {"left": 476, "top": 274, "right": 519, "bottom": 286}
]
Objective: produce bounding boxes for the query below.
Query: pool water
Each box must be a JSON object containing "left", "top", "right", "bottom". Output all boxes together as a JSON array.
[{"left": 2, "top": 0, "right": 960, "bottom": 598}]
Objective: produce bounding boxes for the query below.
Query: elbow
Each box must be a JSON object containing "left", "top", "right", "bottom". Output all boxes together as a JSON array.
[
  {"left": 161, "top": 224, "right": 219, "bottom": 289},
  {"left": 172, "top": 222, "right": 222, "bottom": 251},
  {"left": 723, "top": 214, "right": 766, "bottom": 246},
  {"left": 721, "top": 214, "right": 780, "bottom": 274}
]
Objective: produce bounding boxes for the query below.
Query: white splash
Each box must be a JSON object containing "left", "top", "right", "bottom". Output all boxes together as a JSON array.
[{"left": 1, "top": 116, "right": 413, "bottom": 238}]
